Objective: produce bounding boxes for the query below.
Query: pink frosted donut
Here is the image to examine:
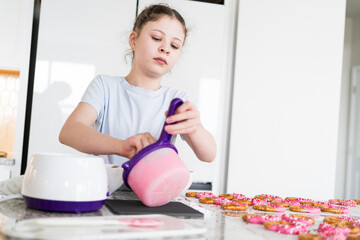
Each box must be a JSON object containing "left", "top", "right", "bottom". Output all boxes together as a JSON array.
[
  {"left": 232, "top": 193, "right": 246, "bottom": 199},
  {"left": 296, "top": 198, "right": 315, "bottom": 203},
  {"left": 289, "top": 205, "right": 321, "bottom": 213},
  {"left": 338, "top": 216, "right": 360, "bottom": 223},
  {"left": 255, "top": 194, "right": 283, "bottom": 201},
  {"left": 317, "top": 222, "right": 350, "bottom": 239},
  {"left": 196, "top": 192, "right": 215, "bottom": 198},
  {"left": 214, "top": 197, "right": 233, "bottom": 205},
  {"left": 251, "top": 198, "right": 270, "bottom": 205},
  {"left": 281, "top": 214, "right": 315, "bottom": 227},
  {"left": 288, "top": 201, "right": 301, "bottom": 206},
  {"left": 264, "top": 221, "right": 307, "bottom": 235},
  {"left": 242, "top": 214, "right": 281, "bottom": 224},
  {"left": 339, "top": 200, "right": 357, "bottom": 207}
]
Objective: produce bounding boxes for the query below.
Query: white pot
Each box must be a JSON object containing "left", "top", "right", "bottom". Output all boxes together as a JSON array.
[{"left": 21, "top": 153, "right": 108, "bottom": 212}]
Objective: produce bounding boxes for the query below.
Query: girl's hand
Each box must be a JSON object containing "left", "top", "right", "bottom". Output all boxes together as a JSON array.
[
  {"left": 164, "top": 101, "right": 201, "bottom": 136},
  {"left": 119, "top": 133, "right": 157, "bottom": 159}
]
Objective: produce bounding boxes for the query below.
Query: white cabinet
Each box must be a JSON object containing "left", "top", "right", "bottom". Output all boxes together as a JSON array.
[{"left": 227, "top": 0, "right": 346, "bottom": 200}]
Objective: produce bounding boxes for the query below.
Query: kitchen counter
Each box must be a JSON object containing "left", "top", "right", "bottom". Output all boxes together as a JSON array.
[{"left": 0, "top": 191, "right": 359, "bottom": 239}]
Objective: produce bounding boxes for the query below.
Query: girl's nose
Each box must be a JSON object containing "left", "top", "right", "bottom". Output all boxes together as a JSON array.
[{"left": 159, "top": 45, "right": 170, "bottom": 55}]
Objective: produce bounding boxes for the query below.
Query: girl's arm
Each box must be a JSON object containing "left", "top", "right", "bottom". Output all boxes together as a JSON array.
[
  {"left": 59, "top": 103, "right": 156, "bottom": 159},
  {"left": 164, "top": 101, "right": 216, "bottom": 163}
]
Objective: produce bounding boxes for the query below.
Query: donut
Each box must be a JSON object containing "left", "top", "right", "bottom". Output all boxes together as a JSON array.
[
  {"left": 323, "top": 217, "right": 360, "bottom": 234},
  {"left": 329, "top": 199, "right": 341, "bottom": 205},
  {"left": 289, "top": 205, "right": 320, "bottom": 213},
  {"left": 251, "top": 198, "right": 270, "bottom": 205},
  {"left": 321, "top": 205, "right": 349, "bottom": 214},
  {"left": 254, "top": 194, "right": 282, "bottom": 201},
  {"left": 340, "top": 200, "right": 357, "bottom": 207},
  {"left": 196, "top": 192, "right": 215, "bottom": 198},
  {"left": 324, "top": 216, "right": 346, "bottom": 224},
  {"left": 253, "top": 204, "right": 285, "bottom": 212},
  {"left": 285, "top": 197, "right": 299, "bottom": 201},
  {"left": 337, "top": 216, "right": 360, "bottom": 224},
  {"left": 352, "top": 199, "right": 360, "bottom": 205},
  {"left": 232, "top": 193, "right": 246, "bottom": 199},
  {"left": 264, "top": 220, "right": 307, "bottom": 235},
  {"left": 301, "top": 201, "right": 319, "bottom": 207},
  {"left": 298, "top": 233, "right": 322, "bottom": 240},
  {"left": 317, "top": 222, "right": 351, "bottom": 239},
  {"left": 214, "top": 197, "right": 233, "bottom": 205},
  {"left": 218, "top": 194, "right": 234, "bottom": 200},
  {"left": 281, "top": 214, "right": 315, "bottom": 226},
  {"left": 199, "top": 197, "right": 216, "bottom": 204},
  {"left": 242, "top": 214, "right": 281, "bottom": 224},
  {"left": 271, "top": 200, "right": 290, "bottom": 207},
  {"left": 232, "top": 198, "right": 252, "bottom": 205},
  {"left": 185, "top": 192, "right": 197, "bottom": 197},
  {"left": 221, "top": 204, "right": 248, "bottom": 211}
]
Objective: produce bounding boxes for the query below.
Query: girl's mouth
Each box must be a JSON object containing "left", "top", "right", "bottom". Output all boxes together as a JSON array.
[{"left": 154, "top": 58, "right": 167, "bottom": 65}]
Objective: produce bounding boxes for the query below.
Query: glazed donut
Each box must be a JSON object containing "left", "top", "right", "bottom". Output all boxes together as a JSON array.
[
  {"left": 196, "top": 192, "right": 215, "bottom": 198},
  {"left": 289, "top": 205, "right": 320, "bottom": 213},
  {"left": 221, "top": 204, "right": 248, "bottom": 211},
  {"left": 264, "top": 220, "right": 307, "bottom": 235},
  {"left": 281, "top": 214, "right": 315, "bottom": 226},
  {"left": 218, "top": 194, "right": 234, "bottom": 200},
  {"left": 253, "top": 204, "right": 285, "bottom": 212},
  {"left": 242, "top": 214, "right": 281, "bottom": 224},
  {"left": 199, "top": 197, "right": 216, "bottom": 204},
  {"left": 185, "top": 192, "right": 197, "bottom": 197},
  {"left": 232, "top": 198, "right": 252, "bottom": 205}
]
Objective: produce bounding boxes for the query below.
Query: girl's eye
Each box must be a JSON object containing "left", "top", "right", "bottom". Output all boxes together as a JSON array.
[
  {"left": 152, "top": 37, "right": 160, "bottom": 41},
  {"left": 171, "top": 45, "right": 179, "bottom": 49}
]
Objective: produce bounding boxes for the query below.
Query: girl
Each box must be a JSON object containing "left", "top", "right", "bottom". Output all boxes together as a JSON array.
[{"left": 59, "top": 4, "right": 216, "bottom": 165}]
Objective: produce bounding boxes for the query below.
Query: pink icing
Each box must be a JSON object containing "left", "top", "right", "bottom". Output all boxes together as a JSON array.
[
  {"left": 281, "top": 214, "right": 313, "bottom": 226},
  {"left": 268, "top": 204, "right": 285, "bottom": 212},
  {"left": 267, "top": 223, "right": 307, "bottom": 235},
  {"left": 246, "top": 214, "right": 281, "bottom": 224},
  {"left": 288, "top": 201, "right": 301, "bottom": 206},
  {"left": 296, "top": 198, "right": 315, "bottom": 202},
  {"left": 337, "top": 216, "right": 360, "bottom": 223},
  {"left": 232, "top": 193, "right": 246, "bottom": 199},
  {"left": 196, "top": 192, "right": 215, "bottom": 198},
  {"left": 303, "top": 206, "right": 321, "bottom": 213},
  {"left": 329, "top": 200, "right": 340, "bottom": 205},
  {"left": 214, "top": 197, "right": 233, "bottom": 205},
  {"left": 251, "top": 198, "right": 270, "bottom": 205},
  {"left": 317, "top": 222, "right": 350, "bottom": 240},
  {"left": 118, "top": 218, "right": 163, "bottom": 227},
  {"left": 339, "top": 200, "right": 356, "bottom": 207}
]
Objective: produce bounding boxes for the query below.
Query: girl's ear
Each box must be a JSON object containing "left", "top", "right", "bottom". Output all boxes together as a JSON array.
[{"left": 129, "top": 31, "right": 137, "bottom": 52}]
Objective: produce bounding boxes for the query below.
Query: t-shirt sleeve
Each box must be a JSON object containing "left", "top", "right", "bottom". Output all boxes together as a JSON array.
[{"left": 80, "top": 75, "right": 106, "bottom": 123}]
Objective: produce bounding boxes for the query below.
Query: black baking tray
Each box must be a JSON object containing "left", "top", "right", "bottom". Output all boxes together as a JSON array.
[{"left": 105, "top": 199, "right": 204, "bottom": 218}]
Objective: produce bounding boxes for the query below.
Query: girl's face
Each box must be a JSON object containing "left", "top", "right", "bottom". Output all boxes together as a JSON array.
[{"left": 130, "top": 16, "right": 185, "bottom": 79}]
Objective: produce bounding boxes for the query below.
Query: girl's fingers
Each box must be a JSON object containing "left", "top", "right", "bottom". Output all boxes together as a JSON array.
[{"left": 166, "top": 110, "right": 198, "bottom": 123}]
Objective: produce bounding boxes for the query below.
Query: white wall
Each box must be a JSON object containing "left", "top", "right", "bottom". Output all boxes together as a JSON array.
[
  {"left": 336, "top": 18, "right": 353, "bottom": 198},
  {"left": 228, "top": 0, "right": 346, "bottom": 200}
]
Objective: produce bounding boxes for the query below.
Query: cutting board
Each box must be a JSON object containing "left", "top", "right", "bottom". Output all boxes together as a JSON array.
[{"left": 105, "top": 200, "right": 204, "bottom": 218}]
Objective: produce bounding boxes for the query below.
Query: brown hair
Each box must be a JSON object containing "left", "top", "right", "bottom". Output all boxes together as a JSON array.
[{"left": 133, "top": 4, "right": 188, "bottom": 44}]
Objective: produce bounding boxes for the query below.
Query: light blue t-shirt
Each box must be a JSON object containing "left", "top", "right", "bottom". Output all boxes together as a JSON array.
[{"left": 80, "top": 75, "right": 188, "bottom": 165}]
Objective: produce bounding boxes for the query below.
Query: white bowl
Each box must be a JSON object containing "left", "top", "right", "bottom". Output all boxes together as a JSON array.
[{"left": 21, "top": 153, "right": 108, "bottom": 212}]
